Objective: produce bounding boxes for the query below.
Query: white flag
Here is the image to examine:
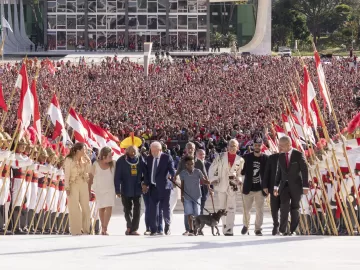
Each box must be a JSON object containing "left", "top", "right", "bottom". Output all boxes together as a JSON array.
[{"left": 2, "top": 16, "right": 13, "bottom": 33}]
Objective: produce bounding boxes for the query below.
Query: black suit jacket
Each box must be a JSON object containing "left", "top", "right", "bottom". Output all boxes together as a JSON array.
[
  {"left": 241, "top": 152, "right": 268, "bottom": 195},
  {"left": 262, "top": 153, "right": 280, "bottom": 193},
  {"left": 275, "top": 149, "right": 309, "bottom": 195}
]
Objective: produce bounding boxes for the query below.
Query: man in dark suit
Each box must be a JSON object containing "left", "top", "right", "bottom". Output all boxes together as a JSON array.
[
  {"left": 263, "top": 151, "right": 281, "bottom": 235},
  {"left": 142, "top": 141, "right": 176, "bottom": 236},
  {"left": 274, "top": 136, "right": 309, "bottom": 235}
]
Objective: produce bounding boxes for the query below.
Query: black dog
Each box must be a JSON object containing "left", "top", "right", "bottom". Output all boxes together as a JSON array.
[{"left": 192, "top": 209, "right": 227, "bottom": 236}]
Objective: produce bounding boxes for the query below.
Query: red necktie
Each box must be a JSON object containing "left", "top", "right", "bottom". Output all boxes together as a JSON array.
[{"left": 286, "top": 153, "right": 289, "bottom": 168}]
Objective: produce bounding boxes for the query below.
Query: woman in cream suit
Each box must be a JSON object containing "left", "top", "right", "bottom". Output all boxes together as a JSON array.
[
  {"left": 208, "top": 139, "right": 244, "bottom": 236},
  {"left": 64, "top": 143, "right": 92, "bottom": 236}
]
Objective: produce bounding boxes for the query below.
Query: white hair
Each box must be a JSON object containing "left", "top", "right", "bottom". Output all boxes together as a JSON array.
[
  {"left": 186, "top": 142, "right": 195, "bottom": 149},
  {"left": 150, "top": 141, "right": 162, "bottom": 150},
  {"left": 279, "top": 136, "right": 291, "bottom": 144},
  {"left": 228, "top": 139, "right": 239, "bottom": 147}
]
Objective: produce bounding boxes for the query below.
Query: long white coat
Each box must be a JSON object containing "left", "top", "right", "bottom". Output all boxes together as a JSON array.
[{"left": 208, "top": 152, "right": 244, "bottom": 193}]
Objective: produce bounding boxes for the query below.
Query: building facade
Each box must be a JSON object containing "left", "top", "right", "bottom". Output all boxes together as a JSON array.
[{"left": 45, "top": 0, "right": 209, "bottom": 50}]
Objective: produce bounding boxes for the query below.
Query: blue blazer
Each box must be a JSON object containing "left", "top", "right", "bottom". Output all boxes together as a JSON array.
[{"left": 145, "top": 153, "right": 176, "bottom": 192}]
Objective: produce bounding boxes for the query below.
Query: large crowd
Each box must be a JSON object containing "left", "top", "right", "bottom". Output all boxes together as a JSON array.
[{"left": 0, "top": 54, "right": 358, "bottom": 153}]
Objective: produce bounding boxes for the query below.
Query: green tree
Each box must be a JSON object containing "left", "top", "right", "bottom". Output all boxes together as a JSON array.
[{"left": 272, "top": 0, "right": 310, "bottom": 48}]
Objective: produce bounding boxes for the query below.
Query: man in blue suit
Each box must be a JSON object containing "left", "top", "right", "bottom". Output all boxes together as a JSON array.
[{"left": 142, "top": 141, "right": 176, "bottom": 236}]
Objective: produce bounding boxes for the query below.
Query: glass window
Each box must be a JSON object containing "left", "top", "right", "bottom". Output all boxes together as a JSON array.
[
  {"left": 161, "top": 32, "right": 166, "bottom": 47},
  {"left": 117, "top": 32, "right": 125, "bottom": 45},
  {"left": 148, "top": 2, "right": 157, "bottom": 13},
  {"left": 107, "top": 16, "right": 117, "bottom": 29},
  {"left": 137, "top": 0, "right": 146, "bottom": 11},
  {"left": 57, "top": 0, "right": 66, "bottom": 12},
  {"left": 178, "top": 32, "right": 187, "bottom": 49},
  {"left": 67, "top": 1, "right": 76, "bottom": 12},
  {"left": 47, "top": 32, "right": 56, "bottom": 50},
  {"left": 178, "top": 15, "right": 187, "bottom": 29},
  {"left": 67, "top": 32, "right": 76, "bottom": 50},
  {"left": 48, "top": 16, "right": 56, "bottom": 29},
  {"left": 188, "top": 34, "right": 197, "bottom": 47},
  {"left": 117, "top": 0, "right": 125, "bottom": 11},
  {"left": 107, "top": 32, "right": 117, "bottom": 45},
  {"left": 67, "top": 16, "right": 76, "bottom": 29},
  {"left": 188, "top": 1, "right": 197, "bottom": 13},
  {"left": 169, "top": 34, "right": 177, "bottom": 49},
  {"left": 138, "top": 15, "right": 147, "bottom": 29},
  {"left": 128, "top": 33, "right": 136, "bottom": 49},
  {"left": 170, "top": 2, "right": 177, "bottom": 13},
  {"left": 97, "top": 32, "right": 106, "bottom": 48},
  {"left": 198, "top": 0, "right": 207, "bottom": 13},
  {"left": 198, "top": 32, "right": 206, "bottom": 46},
  {"left": 97, "top": 15, "right": 106, "bottom": 29},
  {"left": 97, "top": 0, "right": 106, "bottom": 12},
  {"left": 178, "top": 1, "right": 187, "bottom": 12},
  {"left": 148, "top": 16, "right": 157, "bottom": 30},
  {"left": 88, "top": 32, "right": 96, "bottom": 49},
  {"left": 57, "top": 15, "right": 66, "bottom": 29},
  {"left": 88, "top": 1, "right": 96, "bottom": 12},
  {"left": 128, "top": 17, "right": 137, "bottom": 29},
  {"left": 117, "top": 15, "right": 125, "bottom": 29},
  {"left": 107, "top": 1, "right": 116, "bottom": 12},
  {"left": 158, "top": 0, "right": 166, "bottom": 12},
  {"left": 77, "top": 0, "right": 85, "bottom": 12},
  {"left": 88, "top": 15, "right": 96, "bottom": 30},
  {"left": 198, "top": 15, "right": 206, "bottom": 29},
  {"left": 158, "top": 15, "right": 166, "bottom": 29},
  {"left": 77, "top": 15, "right": 85, "bottom": 29},
  {"left": 77, "top": 31, "right": 85, "bottom": 46},
  {"left": 169, "top": 16, "right": 177, "bottom": 30},
  {"left": 129, "top": 1, "right": 137, "bottom": 13},
  {"left": 188, "top": 17, "right": 197, "bottom": 30},
  {"left": 48, "top": 1, "right": 56, "bottom": 13},
  {"left": 57, "top": 31, "right": 66, "bottom": 47}
]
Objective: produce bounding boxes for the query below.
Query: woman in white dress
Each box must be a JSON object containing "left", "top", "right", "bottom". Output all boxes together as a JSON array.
[{"left": 89, "top": 147, "right": 116, "bottom": 235}]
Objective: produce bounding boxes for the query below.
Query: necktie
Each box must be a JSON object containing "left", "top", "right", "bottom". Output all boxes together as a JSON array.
[
  {"left": 285, "top": 153, "right": 289, "bottom": 168},
  {"left": 152, "top": 158, "right": 158, "bottom": 185}
]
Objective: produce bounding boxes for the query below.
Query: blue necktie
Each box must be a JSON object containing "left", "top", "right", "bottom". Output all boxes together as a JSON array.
[{"left": 152, "top": 158, "right": 158, "bottom": 185}]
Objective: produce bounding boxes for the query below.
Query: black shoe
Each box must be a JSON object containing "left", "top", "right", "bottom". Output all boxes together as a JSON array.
[
  {"left": 150, "top": 232, "right": 157, "bottom": 236},
  {"left": 280, "top": 231, "right": 288, "bottom": 236},
  {"left": 241, "top": 226, "right": 249, "bottom": 235},
  {"left": 144, "top": 230, "right": 151, "bottom": 235},
  {"left": 272, "top": 227, "right": 279, "bottom": 236},
  {"left": 224, "top": 233, "right": 234, "bottom": 236},
  {"left": 165, "top": 225, "right": 171, "bottom": 236},
  {"left": 255, "top": 230, "right": 263, "bottom": 236},
  {"left": 157, "top": 231, "right": 164, "bottom": 236},
  {"left": 14, "top": 229, "right": 26, "bottom": 235}
]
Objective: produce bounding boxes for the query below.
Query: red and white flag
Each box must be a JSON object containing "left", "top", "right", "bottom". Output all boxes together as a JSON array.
[
  {"left": 16, "top": 63, "right": 34, "bottom": 139},
  {"left": 314, "top": 51, "right": 331, "bottom": 114},
  {"left": 47, "top": 93, "right": 70, "bottom": 145},
  {"left": 66, "top": 107, "right": 88, "bottom": 144},
  {"left": 0, "top": 81, "right": 8, "bottom": 112},
  {"left": 30, "top": 79, "right": 41, "bottom": 143},
  {"left": 78, "top": 114, "right": 99, "bottom": 149},
  {"left": 87, "top": 121, "right": 109, "bottom": 149},
  {"left": 301, "top": 66, "right": 318, "bottom": 129},
  {"left": 46, "top": 59, "right": 56, "bottom": 76},
  {"left": 106, "top": 130, "right": 122, "bottom": 160}
]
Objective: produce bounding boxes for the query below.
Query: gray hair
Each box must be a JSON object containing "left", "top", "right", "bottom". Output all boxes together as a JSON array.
[
  {"left": 228, "top": 139, "right": 239, "bottom": 147},
  {"left": 125, "top": 145, "right": 140, "bottom": 157},
  {"left": 196, "top": 149, "right": 205, "bottom": 155},
  {"left": 186, "top": 142, "right": 195, "bottom": 149},
  {"left": 279, "top": 136, "right": 291, "bottom": 144},
  {"left": 150, "top": 141, "right": 162, "bottom": 150}
]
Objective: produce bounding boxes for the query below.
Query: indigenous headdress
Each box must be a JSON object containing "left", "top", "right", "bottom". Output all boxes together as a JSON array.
[{"left": 120, "top": 132, "right": 142, "bottom": 149}]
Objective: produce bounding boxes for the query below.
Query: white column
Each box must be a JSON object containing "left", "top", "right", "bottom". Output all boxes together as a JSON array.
[
  {"left": 143, "top": 42, "right": 153, "bottom": 77},
  {"left": 6, "top": 0, "right": 20, "bottom": 51},
  {"left": 19, "top": 0, "right": 33, "bottom": 49},
  {"left": 1, "top": 0, "right": 17, "bottom": 52},
  {"left": 14, "top": 0, "right": 30, "bottom": 49}
]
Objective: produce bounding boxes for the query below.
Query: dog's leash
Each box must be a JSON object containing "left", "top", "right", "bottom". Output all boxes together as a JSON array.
[{"left": 171, "top": 180, "right": 213, "bottom": 214}]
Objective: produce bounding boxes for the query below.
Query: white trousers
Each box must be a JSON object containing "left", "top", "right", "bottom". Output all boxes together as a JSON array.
[
  {"left": 35, "top": 187, "right": 47, "bottom": 214},
  {"left": 218, "top": 191, "right": 237, "bottom": 234},
  {"left": 11, "top": 178, "right": 26, "bottom": 207},
  {"left": 0, "top": 178, "right": 10, "bottom": 205},
  {"left": 57, "top": 190, "right": 67, "bottom": 215},
  {"left": 169, "top": 187, "right": 179, "bottom": 223},
  {"left": 28, "top": 182, "right": 38, "bottom": 210}
]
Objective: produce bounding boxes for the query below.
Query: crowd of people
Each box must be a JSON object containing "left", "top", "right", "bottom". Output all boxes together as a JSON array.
[
  {"left": 0, "top": 54, "right": 358, "bottom": 158},
  {"left": 0, "top": 52, "right": 359, "bottom": 236}
]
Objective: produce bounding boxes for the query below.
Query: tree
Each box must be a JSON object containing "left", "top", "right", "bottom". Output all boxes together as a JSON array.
[{"left": 272, "top": 0, "right": 310, "bottom": 48}]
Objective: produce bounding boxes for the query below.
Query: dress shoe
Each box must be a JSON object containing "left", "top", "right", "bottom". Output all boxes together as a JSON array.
[
  {"left": 255, "top": 230, "right": 263, "bottom": 236},
  {"left": 144, "top": 230, "right": 151, "bottom": 235},
  {"left": 272, "top": 227, "right": 279, "bottom": 236},
  {"left": 125, "top": 228, "right": 130, "bottom": 235},
  {"left": 165, "top": 225, "right": 171, "bottom": 236},
  {"left": 130, "top": 231, "right": 140, "bottom": 236},
  {"left": 157, "top": 231, "right": 164, "bottom": 235},
  {"left": 241, "top": 226, "right": 249, "bottom": 235},
  {"left": 150, "top": 232, "right": 158, "bottom": 236},
  {"left": 280, "top": 232, "right": 288, "bottom": 236}
]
